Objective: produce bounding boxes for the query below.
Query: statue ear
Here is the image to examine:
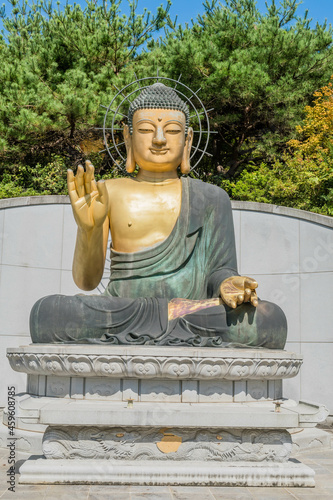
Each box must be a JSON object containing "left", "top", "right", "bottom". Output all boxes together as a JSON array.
[
  {"left": 123, "top": 125, "right": 136, "bottom": 173},
  {"left": 180, "top": 127, "right": 193, "bottom": 175}
]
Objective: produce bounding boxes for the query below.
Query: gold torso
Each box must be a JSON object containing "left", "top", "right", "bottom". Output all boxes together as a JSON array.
[{"left": 106, "top": 177, "right": 182, "bottom": 253}]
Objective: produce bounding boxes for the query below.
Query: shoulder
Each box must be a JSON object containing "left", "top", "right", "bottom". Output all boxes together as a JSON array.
[
  {"left": 186, "top": 177, "right": 231, "bottom": 205},
  {"left": 105, "top": 177, "right": 134, "bottom": 194},
  {"left": 105, "top": 178, "right": 137, "bottom": 208}
]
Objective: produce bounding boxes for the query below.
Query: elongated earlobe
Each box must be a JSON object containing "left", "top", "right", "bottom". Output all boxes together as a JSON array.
[
  {"left": 123, "top": 125, "right": 136, "bottom": 173},
  {"left": 126, "top": 151, "right": 136, "bottom": 174},
  {"left": 180, "top": 127, "right": 193, "bottom": 174}
]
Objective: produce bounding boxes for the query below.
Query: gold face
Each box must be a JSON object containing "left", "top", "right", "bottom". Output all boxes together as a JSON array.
[{"left": 131, "top": 108, "right": 187, "bottom": 172}]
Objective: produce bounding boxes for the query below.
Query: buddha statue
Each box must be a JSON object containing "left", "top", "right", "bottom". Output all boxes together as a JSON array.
[{"left": 30, "top": 83, "right": 287, "bottom": 348}]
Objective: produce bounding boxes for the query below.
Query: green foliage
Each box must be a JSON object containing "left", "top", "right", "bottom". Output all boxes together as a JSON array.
[
  {"left": 146, "top": 0, "right": 333, "bottom": 178},
  {"left": 0, "top": 152, "right": 124, "bottom": 199},
  {"left": 221, "top": 78, "right": 333, "bottom": 216},
  {"left": 221, "top": 153, "right": 333, "bottom": 216},
  {"left": 0, "top": 0, "right": 171, "bottom": 164},
  {"left": 0, "top": 0, "right": 332, "bottom": 218},
  {"left": 0, "top": 155, "right": 68, "bottom": 197}
]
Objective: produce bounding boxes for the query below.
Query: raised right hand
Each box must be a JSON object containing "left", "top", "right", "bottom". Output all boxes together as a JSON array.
[{"left": 67, "top": 160, "right": 109, "bottom": 232}]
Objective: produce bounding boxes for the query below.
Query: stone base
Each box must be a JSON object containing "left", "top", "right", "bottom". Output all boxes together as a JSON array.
[
  {"left": 291, "top": 427, "right": 332, "bottom": 455},
  {"left": 19, "top": 457, "right": 315, "bottom": 487},
  {"left": 7, "top": 345, "right": 302, "bottom": 402},
  {"left": 7, "top": 345, "right": 327, "bottom": 487},
  {"left": 12, "top": 394, "right": 328, "bottom": 430},
  {"left": 0, "top": 418, "right": 44, "bottom": 455},
  {"left": 1, "top": 420, "right": 330, "bottom": 458},
  {"left": 42, "top": 426, "right": 293, "bottom": 462}
]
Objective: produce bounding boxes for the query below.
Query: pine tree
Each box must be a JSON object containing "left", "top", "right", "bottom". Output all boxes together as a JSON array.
[
  {"left": 145, "top": 0, "right": 333, "bottom": 179},
  {"left": 0, "top": 0, "right": 171, "bottom": 165}
]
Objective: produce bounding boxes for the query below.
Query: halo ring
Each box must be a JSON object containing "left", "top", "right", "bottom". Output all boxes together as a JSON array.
[
  {"left": 102, "top": 76, "right": 211, "bottom": 173},
  {"left": 110, "top": 84, "right": 202, "bottom": 162}
]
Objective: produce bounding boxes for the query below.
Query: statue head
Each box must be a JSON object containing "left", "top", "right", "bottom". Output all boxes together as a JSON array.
[{"left": 124, "top": 83, "right": 193, "bottom": 174}]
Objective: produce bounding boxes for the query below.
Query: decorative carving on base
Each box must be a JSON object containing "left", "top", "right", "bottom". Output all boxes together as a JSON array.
[
  {"left": 43, "top": 426, "right": 292, "bottom": 463},
  {"left": 8, "top": 349, "right": 302, "bottom": 380}
]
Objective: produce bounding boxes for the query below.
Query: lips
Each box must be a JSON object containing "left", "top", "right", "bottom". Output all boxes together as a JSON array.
[{"left": 150, "top": 149, "right": 169, "bottom": 155}]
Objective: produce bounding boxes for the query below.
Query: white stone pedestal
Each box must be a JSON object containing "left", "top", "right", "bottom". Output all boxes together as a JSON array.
[
  {"left": 19, "top": 458, "right": 315, "bottom": 487},
  {"left": 6, "top": 345, "right": 328, "bottom": 486}
]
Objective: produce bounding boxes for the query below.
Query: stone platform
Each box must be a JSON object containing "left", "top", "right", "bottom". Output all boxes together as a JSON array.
[
  {"left": 19, "top": 459, "right": 315, "bottom": 487},
  {"left": 6, "top": 345, "right": 328, "bottom": 486}
]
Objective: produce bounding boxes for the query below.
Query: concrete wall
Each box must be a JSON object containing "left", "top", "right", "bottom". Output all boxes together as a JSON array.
[{"left": 0, "top": 196, "right": 332, "bottom": 412}]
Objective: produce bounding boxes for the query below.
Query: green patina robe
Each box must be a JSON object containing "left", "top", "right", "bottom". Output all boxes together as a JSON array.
[
  {"left": 30, "top": 177, "right": 287, "bottom": 348},
  {"left": 105, "top": 177, "right": 238, "bottom": 300}
]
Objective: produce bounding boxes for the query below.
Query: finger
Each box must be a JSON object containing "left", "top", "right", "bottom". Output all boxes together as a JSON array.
[
  {"left": 84, "top": 164, "right": 93, "bottom": 194},
  {"left": 85, "top": 160, "right": 95, "bottom": 177},
  {"left": 85, "top": 161, "right": 98, "bottom": 191},
  {"left": 244, "top": 277, "right": 258, "bottom": 290},
  {"left": 244, "top": 288, "right": 251, "bottom": 302},
  {"left": 96, "top": 180, "right": 108, "bottom": 204},
  {"left": 237, "top": 293, "right": 244, "bottom": 305},
  {"left": 222, "top": 295, "right": 237, "bottom": 309},
  {"left": 85, "top": 160, "right": 96, "bottom": 194},
  {"left": 250, "top": 291, "right": 258, "bottom": 307},
  {"left": 75, "top": 164, "right": 85, "bottom": 198},
  {"left": 91, "top": 178, "right": 98, "bottom": 192},
  {"left": 67, "top": 169, "right": 79, "bottom": 203}
]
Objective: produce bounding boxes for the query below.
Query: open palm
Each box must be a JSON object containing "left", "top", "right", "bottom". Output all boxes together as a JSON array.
[
  {"left": 67, "top": 161, "right": 109, "bottom": 232},
  {"left": 220, "top": 276, "right": 258, "bottom": 309}
]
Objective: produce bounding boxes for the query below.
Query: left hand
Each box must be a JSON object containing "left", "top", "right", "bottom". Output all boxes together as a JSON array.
[{"left": 220, "top": 276, "right": 258, "bottom": 309}]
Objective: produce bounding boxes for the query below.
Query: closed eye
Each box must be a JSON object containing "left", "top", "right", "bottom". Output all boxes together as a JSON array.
[
  {"left": 138, "top": 128, "right": 154, "bottom": 133},
  {"left": 165, "top": 129, "right": 181, "bottom": 134}
]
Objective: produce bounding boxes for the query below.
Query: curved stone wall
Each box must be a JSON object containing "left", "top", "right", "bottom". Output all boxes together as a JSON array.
[{"left": 0, "top": 196, "right": 332, "bottom": 412}]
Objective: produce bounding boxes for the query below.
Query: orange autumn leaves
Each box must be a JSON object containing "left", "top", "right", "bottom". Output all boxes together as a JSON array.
[
  {"left": 223, "top": 78, "right": 333, "bottom": 215},
  {"left": 288, "top": 77, "right": 333, "bottom": 158}
]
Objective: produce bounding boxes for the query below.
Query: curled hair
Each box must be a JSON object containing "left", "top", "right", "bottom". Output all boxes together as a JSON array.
[{"left": 128, "top": 83, "right": 189, "bottom": 134}]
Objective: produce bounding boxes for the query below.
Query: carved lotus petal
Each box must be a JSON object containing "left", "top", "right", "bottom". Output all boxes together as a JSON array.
[
  {"left": 288, "top": 361, "right": 302, "bottom": 377},
  {"left": 101, "top": 362, "right": 124, "bottom": 376},
  {"left": 198, "top": 362, "right": 223, "bottom": 378},
  {"left": 66, "top": 355, "right": 92, "bottom": 375},
  {"left": 255, "top": 361, "right": 278, "bottom": 378},
  {"left": 41, "top": 357, "right": 63, "bottom": 374},
  {"left": 7, "top": 354, "right": 33, "bottom": 373},
  {"left": 11, "top": 361, "right": 21, "bottom": 371},
  {"left": 73, "top": 362, "right": 91, "bottom": 374},
  {"left": 164, "top": 362, "right": 192, "bottom": 378},
  {"left": 94, "top": 358, "right": 125, "bottom": 377},
  {"left": 10, "top": 355, "right": 21, "bottom": 368},
  {"left": 275, "top": 361, "right": 290, "bottom": 377},
  {"left": 133, "top": 362, "right": 158, "bottom": 377},
  {"left": 19, "top": 354, "right": 39, "bottom": 373},
  {"left": 228, "top": 359, "right": 254, "bottom": 379}
]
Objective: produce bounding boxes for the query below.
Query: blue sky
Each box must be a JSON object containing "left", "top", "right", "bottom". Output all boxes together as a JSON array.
[
  {"left": 1, "top": 0, "right": 332, "bottom": 33},
  {"left": 119, "top": 0, "right": 333, "bottom": 27}
]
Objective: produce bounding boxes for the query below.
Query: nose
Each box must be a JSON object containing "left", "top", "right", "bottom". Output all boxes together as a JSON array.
[{"left": 152, "top": 126, "right": 167, "bottom": 146}]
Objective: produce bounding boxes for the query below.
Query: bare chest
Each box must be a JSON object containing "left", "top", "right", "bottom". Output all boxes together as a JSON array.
[{"left": 108, "top": 181, "right": 182, "bottom": 252}]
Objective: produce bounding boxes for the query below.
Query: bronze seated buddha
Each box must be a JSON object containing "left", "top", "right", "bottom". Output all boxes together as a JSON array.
[{"left": 30, "top": 83, "right": 287, "bottom": 348}]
